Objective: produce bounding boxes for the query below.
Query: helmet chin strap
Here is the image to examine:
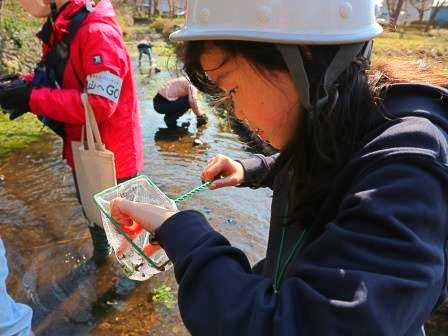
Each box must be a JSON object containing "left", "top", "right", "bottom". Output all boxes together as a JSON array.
[
  {"left": 277, "top": 41, "right": 373, "bottom": 120},
  {"left": 277, "top": 44, "right": 313, "bottom": 112}
]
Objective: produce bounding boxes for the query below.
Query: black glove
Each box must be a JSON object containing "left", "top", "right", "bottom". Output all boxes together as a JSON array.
[
  {"left": 196, "top": 114, "right": 208, "bottom": 126},
  {"left": 0, "top": 78, "right": 32, "bottom": 120}
]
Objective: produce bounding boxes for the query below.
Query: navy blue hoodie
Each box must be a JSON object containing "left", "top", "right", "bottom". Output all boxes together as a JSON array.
[{"left": 155, "top": 84, "right": 448, "bottom": 336}]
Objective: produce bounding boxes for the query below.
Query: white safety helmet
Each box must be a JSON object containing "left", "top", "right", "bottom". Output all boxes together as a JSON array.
[
  {"left": 171, "top": 0, "right": 383, "bottom": 114},
  {"left": 170, "top": 0, "right": 382, "bottom": 45}
]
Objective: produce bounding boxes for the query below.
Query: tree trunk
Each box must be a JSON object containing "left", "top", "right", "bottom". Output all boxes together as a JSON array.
[
  {"left": 168, "top": 0, "right": 175, "bottom": 17},
  {"left": 153, "top": 0, "right": 159, "bottom": 16},
  {"left": 0, "top": 0, "right": 5, "bottom": 18},
  {"left": 389, "top": 0, "right": 406, "bottom": 28},
  {"left": 148, "top": 0, "right": 156, "bottom": 17},
  {"left": 418, "top": 10, "right": 424, "bottom": 23},
  {"left": 136, "top": 0, "right": 143, "bottom": 13},
  {"left": 424, "top": 1, "right": 445, "bottom": 32}
]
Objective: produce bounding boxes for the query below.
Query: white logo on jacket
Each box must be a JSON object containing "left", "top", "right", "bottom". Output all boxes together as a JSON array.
[{"left": 87, "top": 71, "right": 123, "bottom": 103}]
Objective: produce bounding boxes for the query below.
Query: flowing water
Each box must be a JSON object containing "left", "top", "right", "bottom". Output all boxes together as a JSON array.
[{"left": 0, "top": 43, "right": 272, "bottom": 335}]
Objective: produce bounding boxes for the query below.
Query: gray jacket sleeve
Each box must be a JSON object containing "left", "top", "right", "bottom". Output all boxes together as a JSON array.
[{"left": 237, "top": 153, "right": 279, "bottom": 189}]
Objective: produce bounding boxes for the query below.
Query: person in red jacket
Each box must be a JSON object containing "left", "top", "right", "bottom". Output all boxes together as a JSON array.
[{"left": 0, "top": 0, "right": 143, "bottom": 265}]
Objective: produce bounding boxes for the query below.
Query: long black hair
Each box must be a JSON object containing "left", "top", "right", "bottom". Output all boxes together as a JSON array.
[{"left": 183, "top": 40, "right": 380, "bottom": 221}]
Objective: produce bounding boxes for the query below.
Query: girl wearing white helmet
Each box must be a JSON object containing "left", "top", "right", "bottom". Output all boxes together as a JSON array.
[{"left": 111, "top": 1, "right": 448, "bottom": 335}]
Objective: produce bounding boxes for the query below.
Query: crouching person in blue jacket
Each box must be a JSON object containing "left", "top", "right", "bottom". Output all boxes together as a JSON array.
[{"left": 109, "top": 0, "right": 448, "bottom": 335}]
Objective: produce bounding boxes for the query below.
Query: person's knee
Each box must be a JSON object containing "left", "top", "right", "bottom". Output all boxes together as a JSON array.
[
  {"left": 164, "top": 114, "right": 178, "bottom": 127},
  {"left": 153, "top": 94, "right": 164, "bottom": 112},
  {"left": 153, "top": 104, "right": 162, "bottom": 114},
  {"left": 155, "top": 97, "right": 186, "bottom": 116}
]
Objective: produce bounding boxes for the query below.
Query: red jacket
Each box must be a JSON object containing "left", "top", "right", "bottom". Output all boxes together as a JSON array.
[{"left": 29, "top": 0, "right": 143, "bottom": 179}]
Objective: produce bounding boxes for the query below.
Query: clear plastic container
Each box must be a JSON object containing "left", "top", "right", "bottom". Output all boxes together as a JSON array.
[{"left": 93, "top": 175, "right": 175, "bottom": 281}]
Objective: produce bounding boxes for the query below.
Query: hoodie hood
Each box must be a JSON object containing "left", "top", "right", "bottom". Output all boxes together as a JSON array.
[
  {"left": 83, "top": 0, "right": 120, "bottom": 30},
  {"left": 382, "top": 83, "right": 448, "bottom": 133},
  {"left": 38, "top": 0, "right": 120, "bottom": 50}
]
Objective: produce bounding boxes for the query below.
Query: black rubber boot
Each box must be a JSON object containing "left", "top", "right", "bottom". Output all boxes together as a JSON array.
[{"left": 88, "top": 225, "right": 109, "bottom": 266}]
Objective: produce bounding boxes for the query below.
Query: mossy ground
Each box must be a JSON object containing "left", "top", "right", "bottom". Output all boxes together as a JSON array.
[{"left": 0, "top": 113, "right": 50, "bottom": 159}]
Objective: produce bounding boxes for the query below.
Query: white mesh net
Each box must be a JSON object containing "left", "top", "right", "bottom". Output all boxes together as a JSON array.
[{"left": 94, "top": 176, "right": 175, "bottom": 281}]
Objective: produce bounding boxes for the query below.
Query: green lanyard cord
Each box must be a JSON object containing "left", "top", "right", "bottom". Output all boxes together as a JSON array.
[
  {"left": 177, "top": 181, "right": 315, "bottom": 293},
  {"left": 180, "top": 180, "right": 315, "bottom": 292},
  {"left": 174, "top": 181, "right": 212, "bottom": 204},
  {"left": 273, "top": 228, "right": 287, "bottom": 293},
  {"left": 273, "top": 226, "right": 310, "bottom": 293}
]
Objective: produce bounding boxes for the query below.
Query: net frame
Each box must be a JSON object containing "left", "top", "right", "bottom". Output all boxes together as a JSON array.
[{"left": 93, "top": 175, "right": 172, "bottom": 273}]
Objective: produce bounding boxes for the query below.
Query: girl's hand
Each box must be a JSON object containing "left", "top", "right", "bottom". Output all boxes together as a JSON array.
[
  {"left": 111, "top": 203, "right": 144, "bottom": 237},
  {"left": 110, "top": 198, "right": 177, "bottom": 234},
  {"left": 201, "top": 154, "right": 245, "bottom": 190}
]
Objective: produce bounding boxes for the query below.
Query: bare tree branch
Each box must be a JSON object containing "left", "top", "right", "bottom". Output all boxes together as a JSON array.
[{"left": 408, "top": 0, "right": 433, "bottom": 22}]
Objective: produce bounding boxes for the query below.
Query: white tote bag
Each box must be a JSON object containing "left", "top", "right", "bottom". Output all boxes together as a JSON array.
[{"left": 72, "top": 93, "right": 117, "bottom": 226}]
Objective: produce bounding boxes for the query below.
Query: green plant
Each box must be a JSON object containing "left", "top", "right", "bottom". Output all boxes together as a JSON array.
[
  {"left": 150, "top": 17, "right": 183, "bottom": 38},
  {"left": 152, "top": 284, "right": 176, "bottom": 309},
  {"left": 0, "top": 113, "right": 51, "bottom": 159},
  {"left": 0, "top": 17, "right": 26, "bottom": 48}
]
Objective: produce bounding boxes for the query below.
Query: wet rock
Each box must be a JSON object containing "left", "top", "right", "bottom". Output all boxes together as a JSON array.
[
  {"left": 225, "top": 218, "right": 237, "bottom": 226},
  {"left": 114, "top": 275, "right": 138, "bottom": 296},
  {"left": 133, "top": 17, "right": 151, "bottom": 25},
  {"left": 150, "top": 33, "right": 162, "bottom": 40},
  {"left": 193, "top": 139, "right": 204, "bottom": 146},
  {"left": 202, "top": 207, "right": 212, "bottom": 215},
  {"left": 99, "top": 322, "right": 112, "bottom": 329},
  {"left": 69, "top": 310, "right": 92, "bottom": 324}
]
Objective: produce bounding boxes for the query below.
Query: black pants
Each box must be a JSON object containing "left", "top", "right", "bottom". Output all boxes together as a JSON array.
[
  {"left": 153, "top": 93, "right": 191, "bottom": 127},
  {"left": 138, "top": 47, "right": 153, "bottom": 66}
]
